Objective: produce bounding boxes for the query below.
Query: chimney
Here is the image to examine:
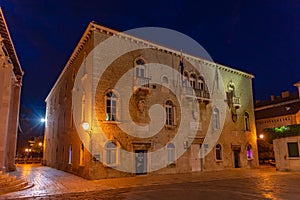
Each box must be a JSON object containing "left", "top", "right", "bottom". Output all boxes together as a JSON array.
[
  {"left": 294, "top": 81, "right": 300, "bottom": 99},
  {"left": 281, "top": 91, "right": 290, "bottom": 98},
  {"left": 270, "top": 95, "right": 275, "bottom": 101}
]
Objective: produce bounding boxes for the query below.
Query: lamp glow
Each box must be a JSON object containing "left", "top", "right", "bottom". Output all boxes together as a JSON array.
[
  {"left": 82, "top": 122, "right": 90, "bottom": 131},
  {"left": 40, "top": 118, "right": 46, "bottom": 123},
  {"left": 259, "top": 134, "right": 264, "bottom": 139}
]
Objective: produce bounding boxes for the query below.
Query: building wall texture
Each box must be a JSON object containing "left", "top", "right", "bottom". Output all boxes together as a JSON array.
[{"left": 44, "top": 22, "right": 258, "bottom": 179}]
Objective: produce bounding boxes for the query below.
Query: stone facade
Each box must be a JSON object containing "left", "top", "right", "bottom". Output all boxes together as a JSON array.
[
  {"left": 44, "top": 22, "right": 258, "bottom": 179},
  {"left": 0, "top": 7, "right": 23, "bottom": 172}
]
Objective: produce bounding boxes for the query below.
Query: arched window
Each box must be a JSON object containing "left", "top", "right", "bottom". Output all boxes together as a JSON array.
[
  {"left": 247, "top": 144, "right": 253, "bottom": 159},
  {"left": 79, "top": 143, "right": 84, "bottom": 166},
  {"left": 167, "top": 143, "right": 175, "bottom": 163},
  {"left": 244, "top": 112, "right": 250, "bottom": 131},
  {"left": 106, "top": 142, "right": 117, "bottom": 165},
  {"left": 68, "top": 144, "right": 72, "bottom": 164},
  {"left": 216, "top": 144, "right": 222, "bottom": 160},
  {"left": 165, "top": 100, "right": 175, "bottom": 126},
  {"left": 162, "top": 76, "right": 169, "bottom": 85},
  {"left": 106, "top": 91, "right": 118, "bottom": 121},
  {"left": 189, "top": 73, "right": 196, "bottom": 89},
  {"left": 198, "top": 76, "right": 205, "bottom": 90},
  {"left": 212, "top": 107, "right": 220, "bottom": 130},
  {"left": 135, "top": 59, "right": 145, "bottom": 77},
  {"left": 183, "top": 71, "right": 189, "bottom": 86}
]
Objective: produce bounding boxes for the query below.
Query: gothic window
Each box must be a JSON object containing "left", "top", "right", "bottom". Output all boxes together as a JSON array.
[
  {"left": 105, "top": 91, "right": 118, "bottom": 121},
  {"left": 247, "top": 144, "right": 253, "bottom": 159},
  {"left": 167, "top": 143, "right": 175, "bottom": 163},
  {"left": 106, "top": 142, "right": 117, "bottom": 165},
  {"left": 212, "top": 107, "right": 220, "bottom": 130},
  {"left": 198, "top": 76, "right": 205, "bottom": 90},
  {"left": 216, "top": 144, "right": 222, "bottom": 160},
  {"left": 183, "top": 71, "right": 189, "bottom": 86},
  {"left": 165, "top": 100, "right": 175, "bottom": 126},
  {"left": 68, "top": 144, "right": 72, "bottom": 164},
  {"left": 135, "top": 59, "right": 145, "bottom": 78},
  {"left": 244, "top": 112, "right": 250, "bottom": 131},
  {"left": 189, "top": 73, "right": 196, "bottom": 89},
  {"left": 162, "top": 76, "right": 169, "bottom": 85}
]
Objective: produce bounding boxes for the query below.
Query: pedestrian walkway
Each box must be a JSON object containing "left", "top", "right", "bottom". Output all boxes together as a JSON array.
[{"left": 0, "top": 164, "right": 281, "bottom": 199}]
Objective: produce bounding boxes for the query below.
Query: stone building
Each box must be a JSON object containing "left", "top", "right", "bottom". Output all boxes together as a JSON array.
[
  {"left": 255, "top": 82, "right": 300, "bottom": 136},
  {"left": 44, "top": 22, "right": 258, "bottom": 179},
  {"left": 0, "top": 7, "right": 24, "bottom": 172},
  {"left": 273, "top": 136, "right": 300, "bottom": 171}
]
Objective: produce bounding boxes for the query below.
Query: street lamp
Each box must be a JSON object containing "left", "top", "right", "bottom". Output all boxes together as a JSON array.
[{"left": 259, "top": 134, "right": 264, "bottom": 139}]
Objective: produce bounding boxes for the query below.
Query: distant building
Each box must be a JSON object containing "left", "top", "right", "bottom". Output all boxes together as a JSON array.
[
  {"left": 0, "top": 7, "right": 24, "bottom": 171},
  {"left": 44, "top": 22, "right": 258, "bottom": 179},
  {"left": 255, "top": 82, "right": 300, "bottom": 136},
  {"left": 273, "top": 136, "right": 300, "bottom": 171}
]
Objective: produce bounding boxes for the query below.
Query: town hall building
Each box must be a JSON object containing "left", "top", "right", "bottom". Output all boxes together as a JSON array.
[{"left": 44, "top": 22, "right": 258, "bottom": 179}]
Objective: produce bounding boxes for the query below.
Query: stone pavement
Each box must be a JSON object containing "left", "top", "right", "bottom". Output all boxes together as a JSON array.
[{"left": 0, "top": 164, "right": 299, "bottom": 199}]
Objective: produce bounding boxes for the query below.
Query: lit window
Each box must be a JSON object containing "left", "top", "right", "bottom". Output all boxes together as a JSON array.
[
  {"left": 68, "top": 144, "right": 72, "bottom": 164},
  {"left": 247, "top": 144, "right": 253, "bottom": 159},
  {"left": 106, "top": 142, "right": 117, "bottom": 165},
  {"left": 287, "top": 142, "right": 299, "bottom": 157},
  {"left": 212, "top": 107, "right": 220, "bottom": 130},
  {"left": 244, "top": 112, "right": 250, "bottom": 131},
  {"left": 79, "top": 143, "right": 84, "bottom": 166},
  {"left": 216, "top": 144, "right": 222, "bottom": 160},
  {"left": 165, "top": 100, "right": 175, "bottom": 126},
  {"left": 167, "top": 143, "right": 175, "bottom": 163},
  {"left": 106, "top": 92, "right": 118, "bottom": 121}
]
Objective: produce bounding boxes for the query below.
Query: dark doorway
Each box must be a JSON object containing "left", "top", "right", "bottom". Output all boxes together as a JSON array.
[
  {"left": 233, "top": 150, "right": 240, "bottom": 168},
  {"left": 135, "top": 150, "right": 147, "bottom": 175}
]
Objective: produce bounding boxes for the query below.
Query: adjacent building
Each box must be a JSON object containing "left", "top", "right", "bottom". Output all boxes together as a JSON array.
[
  {"left": 0, "top": 7, "right": 24, "bottom": 172},
  {"left": 44, "top": 22, "right": 258, "bottom": 179},
  {"left": 255, "top": 82, "right": 300, "bottom": 136}
]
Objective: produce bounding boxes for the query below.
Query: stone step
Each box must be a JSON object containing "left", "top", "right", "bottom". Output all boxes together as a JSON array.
[{"left": 0, "top": 172, "right": 33, "bottom": 195}]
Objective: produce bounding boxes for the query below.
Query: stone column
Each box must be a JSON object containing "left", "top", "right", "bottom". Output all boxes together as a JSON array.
[
  {"left": 0, "top": 61, "right": 13, "bottom": 171},
  {"left": 5, "top": 76, "right": 22, "bottom": 171}
]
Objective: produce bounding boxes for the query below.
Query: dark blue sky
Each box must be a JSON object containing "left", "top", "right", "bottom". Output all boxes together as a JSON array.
[{"left": 1, "top": 0, "right": 300, "bottom": 111}]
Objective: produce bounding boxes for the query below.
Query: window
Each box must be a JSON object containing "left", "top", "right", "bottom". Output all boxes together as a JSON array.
[
  {"left": 287, "top": 142, "right": 299, "bottom": 157},
  {"left": 79, "top": 143, "right": 84, "bottom": 166},
  {"left": 68, "top": 144, "right": 72, "bottom": 164},
  {"left": 106, "top": 142, "right": 117, "bottom": 165},
  {"left": 198, "top": 76, "right": 204, "bottom": 90},
  {"left": 165, "top": 100, "right": 175, "bottom": 126},
  {"left": 247, "top": 144, "right": 253, "bottom": 159},
  {"left": 244, "top": 112, "right": 250, "bottom": 131},
  {"left": 216, "top": 144, "right": 222, "bottom": 160},
  {"left": 167, "top": 143, "right": 175, "bottom": 163},
  {"left": 189, "top": 74, "right": 196, "bottom": 89},
  {"left": 106, "top": 92, "right": 118, "bottom": 121},
  {"left": 135, "top": 59, "right": 145, "bottom": 77},
  {"left": 162, "top": 76, "right": 169, "bottom": 85},
  {"left": 183, "top": 71, "right": 189, "bottom": 86},
  {"left": 212, "top": 107, "right": 220, "bottom": 130}
]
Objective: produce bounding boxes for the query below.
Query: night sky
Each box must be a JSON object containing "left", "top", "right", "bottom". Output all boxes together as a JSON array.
[{"left": 1, "top": 0, "right": 300, "bottom": 113}]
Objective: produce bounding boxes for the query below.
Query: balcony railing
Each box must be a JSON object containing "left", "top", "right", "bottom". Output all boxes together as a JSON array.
[
  {"left": 182, "top": 86, "right": 210, "bottom": 100},
  {"left": 134, "top": 76, "right": 151, "bottom": 90},
  {"left": 232, "top": 96, "right": 241, "bottom": 108}
]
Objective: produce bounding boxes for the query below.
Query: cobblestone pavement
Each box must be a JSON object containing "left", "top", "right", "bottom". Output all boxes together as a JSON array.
[{"left": 1, "top": 165, "right": 300, "bottom": 199}]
